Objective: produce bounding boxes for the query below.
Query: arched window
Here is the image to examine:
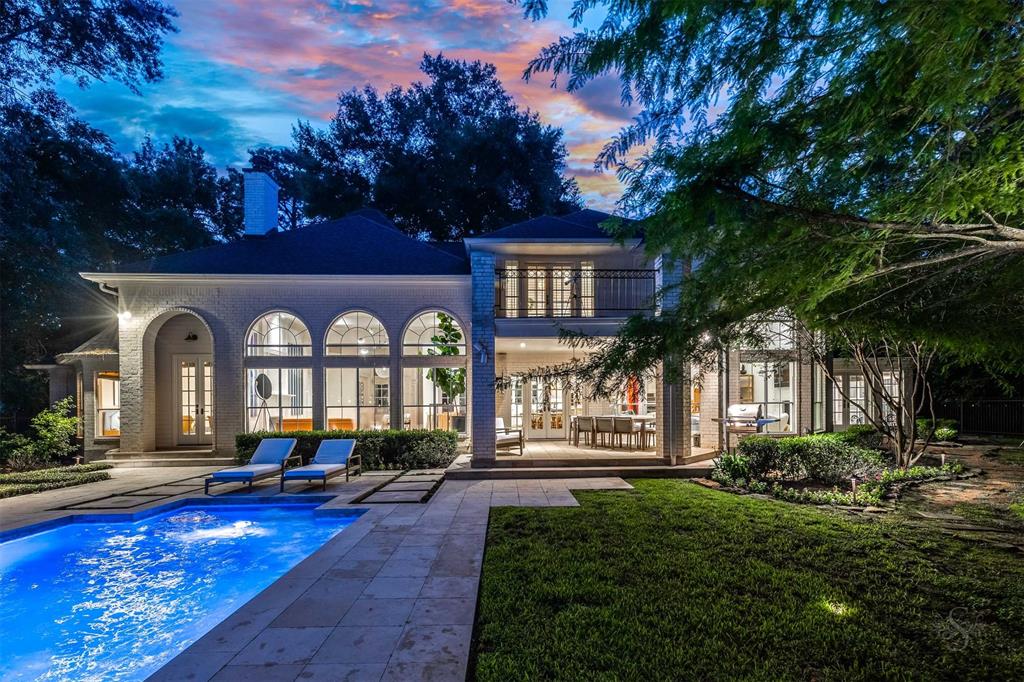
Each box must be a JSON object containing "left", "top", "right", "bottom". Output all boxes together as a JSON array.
[
  {"left": 246, "top": 311, "right": 311, "bottom": 357},
  {"left": 402, "top": 311, "right": 465, "bottom": 356},
  {"left": 402, "top": 311, "right": 467, "bottom": 434},
  {"left": 326, "top": 311, "right": 389, "bottom": 357}
]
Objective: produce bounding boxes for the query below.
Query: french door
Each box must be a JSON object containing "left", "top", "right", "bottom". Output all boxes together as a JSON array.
[
  {"left": 176, "top": 354, "right": 213, "bottom": 445},
  {"left": 527, "top": 378, "right": 565, "bottom": 440}
]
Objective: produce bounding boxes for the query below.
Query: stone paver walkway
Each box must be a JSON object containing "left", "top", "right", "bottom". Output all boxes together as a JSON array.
[
  {"left": 362, "top": 470, "right": 445, "bottom": 503},
  {"left": 151, "top": 477, "right": 633, "bottom": 682}
]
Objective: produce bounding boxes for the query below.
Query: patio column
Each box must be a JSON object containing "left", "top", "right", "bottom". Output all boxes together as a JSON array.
[
  {"left": 658, "top": 360, "right": 692, "bottom": 464},
  {"left": 470, "top": 250, "right": 496, "bottom": 466},
  {"left": 654, "top": 255, "right": 692, "bottom": 464}
]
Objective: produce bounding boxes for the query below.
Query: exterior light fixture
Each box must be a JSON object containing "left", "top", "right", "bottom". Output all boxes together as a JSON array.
[
  {"left": 360, "top": 348, "right": 369, "bottom": 356},
  {"left": 117, "top": 310, "right": 132, "bottom": 323},
  {"left": 519, "top": 342, "right": 527, "bottom": 349},
  {"left": 184, "top": 331, "right": 198, "bottom": 342},
  {"left": 850, "top": 476, "right": 858, "bottom": 504}
]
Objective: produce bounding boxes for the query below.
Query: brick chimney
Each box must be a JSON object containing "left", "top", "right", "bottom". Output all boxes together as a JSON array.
[{"left": 243, "top": 171, "right": 279, "bottom": 237}]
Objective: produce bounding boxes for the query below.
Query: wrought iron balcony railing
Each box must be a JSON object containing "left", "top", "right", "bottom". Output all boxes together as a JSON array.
[{"left": 495, "top": 267, "right": 656, "bottom": 318}]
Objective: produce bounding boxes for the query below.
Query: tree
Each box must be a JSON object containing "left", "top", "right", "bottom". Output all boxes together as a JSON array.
[
  {"left": 520, "top": 0, "right": 1024, "bottom": 365},
  {"left": 120, "top": 136, "right": 222, "bottom": 256},
  {"left": 291, "top": 53, "right": 582, "bottom": 240},
  {"left": 0, "top": 0, "right": 177, "bottom": 98}
]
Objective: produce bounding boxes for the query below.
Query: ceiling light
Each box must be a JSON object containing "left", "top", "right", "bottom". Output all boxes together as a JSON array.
[{"left": 519, "top": 342, "right": 527, "bottom": 349}]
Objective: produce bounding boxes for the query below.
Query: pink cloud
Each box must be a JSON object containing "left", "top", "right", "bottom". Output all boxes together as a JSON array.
[{"left": 168, "top": 0, "right": 627, "bottom": 206}]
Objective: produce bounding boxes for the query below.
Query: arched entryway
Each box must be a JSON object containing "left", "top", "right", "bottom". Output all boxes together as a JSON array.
[{"left": 151, "top": 312, "right": 214, "bottom": 448}]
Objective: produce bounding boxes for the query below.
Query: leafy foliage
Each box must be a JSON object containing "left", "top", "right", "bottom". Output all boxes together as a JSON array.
[
  {"left": 0, "top": 462, "right": 112, "bottom": 498},
  {"left": 0, "top": 0, "right": 178, "bottom": 96},
  {"left": 427, "top": 312, "right": 467, "bottom": 404},
  {"left": 235, "top": 429, "right": 460, "bottom": 470},
  {"left": 518, "top": 0, "right": 1024, "bottom": 394},
  {"left": 29, "top": 396, "right": 78, "bottom": 464},
  {"left": 282, "top": 54, "right": 581, "bottom": 239}
]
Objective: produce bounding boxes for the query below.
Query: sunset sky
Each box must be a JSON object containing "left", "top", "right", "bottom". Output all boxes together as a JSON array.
[{"left": 57, "top": 0, "right": 634, "bottom": 210}]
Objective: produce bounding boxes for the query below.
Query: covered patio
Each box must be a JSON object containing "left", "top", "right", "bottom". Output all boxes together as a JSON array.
[{"left": 498, "top": 440, "right": 717, "bottom": 464}]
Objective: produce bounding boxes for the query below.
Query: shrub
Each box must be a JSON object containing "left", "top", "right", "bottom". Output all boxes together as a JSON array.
[
  {"left": 30, "top": 396, "right": 79, "bottom": 464},
  {"left": 0, "top": 427, "right": 37, "bottom": 470},
  {"left": 0, "top": 462, "right": 113, "bottom": 498},
  {"left": 916, "top": 417, "right": 958, "bottom": 440},
  {"left": 737, "top": 436, "right": 782, "bottom": 477},
  {"left": 711, "top": 452, "right": 751, "bottom": 485},
  {"left": 235, "top": 429, "right": 460, "bottom": 470},
  {"left": 834, "top": 424, "right": 884, "bottom": 450},
  {"left": 933, "top": 427, "right": 958, "bottom": 442},
  {"left": 779, "top": 433, "right": 882, "bottom": 486}
]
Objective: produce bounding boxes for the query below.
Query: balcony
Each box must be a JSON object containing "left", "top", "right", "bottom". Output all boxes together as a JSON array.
[{"left": 495, "top": 267, "right": 656, "bottom": 319}]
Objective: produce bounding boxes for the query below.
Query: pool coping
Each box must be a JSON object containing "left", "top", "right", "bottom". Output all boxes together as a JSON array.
[{"left": 0, "top": 494, "right": 368, "bottom": 543}]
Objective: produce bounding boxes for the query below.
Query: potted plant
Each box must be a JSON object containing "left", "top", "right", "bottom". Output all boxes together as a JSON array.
[{"left": 427, "top": 313, "right": 467, "bottom": 432}]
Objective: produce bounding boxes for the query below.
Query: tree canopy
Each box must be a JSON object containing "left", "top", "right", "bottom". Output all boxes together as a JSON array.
[
  {"left": 278, "top": 54, "right": 582, "bottom": 240},
  {"left": 521, "top": 0, "right": 1024, "bottom": 369}
]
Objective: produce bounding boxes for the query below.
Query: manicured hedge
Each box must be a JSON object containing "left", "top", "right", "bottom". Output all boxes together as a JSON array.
[
  {"left": 735, "top": 433, "right": 882, "bottom": 485},
  {"left": 0, "top": 462, "right": 113, "bottom": 499},
  {"left": 235, "top": 429, "right": 460, "bottom": 470}
]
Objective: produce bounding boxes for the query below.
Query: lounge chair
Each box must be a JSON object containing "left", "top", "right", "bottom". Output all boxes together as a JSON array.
[
  {"left": 495, "top": 418, "right": 524, "bottom": 455},
  {"left": 204, "top": 438, "right": 299, "bottom": 494},
  {"left": 280, "top": 439, "right": 361, "bottom": 491}
]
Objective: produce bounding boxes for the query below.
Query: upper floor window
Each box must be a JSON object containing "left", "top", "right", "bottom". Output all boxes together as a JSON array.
[
  {"left": 246, "top": 312, "right": 311, "bottom": 357},
  {"left": 403, "top": 311, "right": 466, "bottom": 356},
  {"left": 326, "top": 311, "right": 389, "bottom": 357}
]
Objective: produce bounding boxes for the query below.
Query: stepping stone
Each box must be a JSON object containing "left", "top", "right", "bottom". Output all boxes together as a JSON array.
[
  {"left": 380, "top": 482, "right": 436, "bottom": 492},
  {"left": 362, "top": 490, "right": 429, "bottom": 504},
  {"left": 407, "top": 469, "right": 446, "bottom": 476},
  {"left": 126, "top": 485, "right": 203, "bottom": 496},
  {"left": 70, "top": 495, "right": 164, "bottom": 509},
  {"left": 395, "top": 475, "right": 443, "bottom": 484}
]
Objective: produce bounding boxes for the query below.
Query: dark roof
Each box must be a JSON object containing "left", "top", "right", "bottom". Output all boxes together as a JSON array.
[
  {"left": 471, "top": 209, "right": 635, "bottom": 241},
  {"left": 111, "top": 213, "right": 470, "bottom": 276},
  {"left": 57, "top": 325, "right": 119, "bottom": 359}
]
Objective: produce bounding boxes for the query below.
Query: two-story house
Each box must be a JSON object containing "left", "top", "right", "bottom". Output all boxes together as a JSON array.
[{"left": 37, "top": 171, "right": 873, "bottom": 468}]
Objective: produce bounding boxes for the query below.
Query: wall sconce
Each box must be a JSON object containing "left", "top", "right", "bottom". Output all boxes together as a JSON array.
[
  {"left": 184, "top": 330, "right": 198, "bottom": 342},
  {"left": 117, "top": 310, "right": 132, "bottom": 323},
  {"left": 472, "top": 341, "right": 489, "bottom": 364}
]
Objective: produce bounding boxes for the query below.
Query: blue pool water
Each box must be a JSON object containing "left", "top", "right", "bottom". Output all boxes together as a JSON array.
[{"left": 0, "top": 502, "right": 362, "bottom": 681}]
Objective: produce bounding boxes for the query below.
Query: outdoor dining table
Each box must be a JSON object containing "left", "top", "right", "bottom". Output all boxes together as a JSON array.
[{"left": 571, "top": 414, "right": 657, "bottom": 449}]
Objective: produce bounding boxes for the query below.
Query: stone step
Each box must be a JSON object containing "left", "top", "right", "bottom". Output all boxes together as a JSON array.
[
  {"left": 495, "top": 457, "right": 667, "bottom": 468},
  {"left": 103, "top": 457, "right": 236, "bottom": 468},
  {"left": 107, "top": 448, "right": 216, "bottom": 460},
  {"left": 446, "top": 464, "right": 714, "bottom": 480}
]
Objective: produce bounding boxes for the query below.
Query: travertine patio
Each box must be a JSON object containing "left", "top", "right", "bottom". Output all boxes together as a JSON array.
[{"left": 0, "top": 468, "right": 633, "bottom": 682}]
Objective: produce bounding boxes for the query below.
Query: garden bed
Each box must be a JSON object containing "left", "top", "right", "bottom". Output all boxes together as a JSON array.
[{"left": 0, "top": 462, "right": 113, "bottom": 499}]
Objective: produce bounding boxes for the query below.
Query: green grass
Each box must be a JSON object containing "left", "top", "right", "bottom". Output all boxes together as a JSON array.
[
  {"left": 472, "top": 480, "right": 1024, "bottom": 681},
  {"left": 0, "top": 463, "right": 113, "bottom": 498}
]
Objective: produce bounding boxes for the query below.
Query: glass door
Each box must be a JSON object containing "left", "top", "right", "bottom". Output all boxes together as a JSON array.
[
  {"left": 177, "top": 354, "right": 213, "bottom": 445},
  {"left": 527, "top": 378, "right": 566, "bottom": 440}
]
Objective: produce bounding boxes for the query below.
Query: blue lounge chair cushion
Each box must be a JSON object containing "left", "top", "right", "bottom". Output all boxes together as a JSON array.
[
  {"left": 210, "top": 463, "right": 281, "bottom": 481},
  {"left": 249, "top": 438, "right": 298, "bottom": 465},
  {"left": 312, "top": 439, "right": 355, "bottom": 465},
  {"left": 282, "top": 464, "right": 347, "bottom": 480}
]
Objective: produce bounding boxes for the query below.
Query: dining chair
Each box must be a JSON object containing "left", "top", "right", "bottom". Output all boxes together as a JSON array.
[
  {"left": 576, "top": 416, "right": 595, "bottom": 446},
  {"left": 613, "top": 417, "right": 634, "bottom": 449},
  {"left": 595, "top": 417, "right": 614, "bottom": 447}
]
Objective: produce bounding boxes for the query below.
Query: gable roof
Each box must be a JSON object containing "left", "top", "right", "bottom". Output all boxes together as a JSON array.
[
  {"left": 109, "top": 213, "right": 469, "bottom": 276},
  {"left": 57, "top": 325, "right": 119, "bottom": 360},
  {"left": 470, "top": 209, "right": 635, "bottom": 241}
]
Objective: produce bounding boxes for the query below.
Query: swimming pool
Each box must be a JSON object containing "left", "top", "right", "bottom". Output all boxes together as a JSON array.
[{"left": 0, "top": 500, "right": 363, "bottom": 681}]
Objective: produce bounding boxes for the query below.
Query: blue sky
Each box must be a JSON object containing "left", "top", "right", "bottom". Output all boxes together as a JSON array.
[{"left": 58, "top": 0, "right": 633, "bottom": 209}]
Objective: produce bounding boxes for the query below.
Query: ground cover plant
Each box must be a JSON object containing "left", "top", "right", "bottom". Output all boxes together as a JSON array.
[
  {"left": 472, "top": 480, "right": 1024, "bottom": 681},
  {"left": 0, "top": 462, "right": 112, "bottom": 499}
]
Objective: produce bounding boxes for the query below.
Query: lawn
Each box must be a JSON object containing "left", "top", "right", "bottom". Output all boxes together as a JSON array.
[{"left": 472, "top": 480, "right": 1024, "bottom": 681}]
